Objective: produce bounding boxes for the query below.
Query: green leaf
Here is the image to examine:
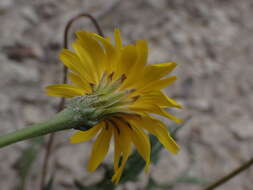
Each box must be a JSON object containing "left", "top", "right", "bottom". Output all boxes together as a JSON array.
[
  {"left": 74, "top": 178, "right": 115, "bottom": 190},
  {"left": 42, "top": 176, "right": 54, "bottom": 190},
  {"left": 146, "top": 177, "right": 174, "bottom": 190},
  {"left": 175, "top": 176, "right": 209, "bottom": 185}
]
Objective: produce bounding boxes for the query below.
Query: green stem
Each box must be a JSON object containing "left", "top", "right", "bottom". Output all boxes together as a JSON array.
[{"left": 0, "top": 108, "right": 80, "bottom": 148}]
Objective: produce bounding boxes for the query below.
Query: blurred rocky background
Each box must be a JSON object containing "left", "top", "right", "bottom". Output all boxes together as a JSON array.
[{"left": 0, "top": 0, "right": 253, "bottom": 189}]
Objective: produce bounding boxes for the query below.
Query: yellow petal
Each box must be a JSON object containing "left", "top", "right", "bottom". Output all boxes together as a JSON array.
[
  {"left": 130, "top": 103, "right": 182, "bottom": 124},
  {"left": 135, "top": 40, "right": 148, "bottom": 70},
  {"left": 151, "top": 106, "right": 182, "bottom": 124},
  {"left": 87, "top": 126, "right": 112, "bottom": 171},
  {"left": 68, "top": 72, "right": 92, "bottom": 93},
  {"left": 129, "top": 125, "right": 151, "bottom": 171},
  {"left": 144, "top": 62, "right": 176, "bottom": 81},
  {"left": 113, "top": 127, "right": 121, "bottom": 171},
  {"left": 133, "top": 62, "right": 176, "bottom": 89},
  {"left": 105, "top": 36, "right": 111, "bottom": 42},
  {"left": 164, "top": 96, "right": 183, "bottom": 109},
  {"left": 91, "top": 33, "right": 117, "bottom": 73},
  {"left": 76, "top": 31, "right": 104, "bottom": 62},
  {"left": 130, "top": 117, "right": 180, "bottom": 154},
  {"left": 153, "top": 122, "right": 180, "bottom": 154},
  {"left": 137, "top": 91, "right": 182, "bottom": 109},
  {"left": 72, "top": 40, "right": 98, "bottom": 83},
  {"left": 70, "top": 122, "right": 104, "bottom": 144},
  {"left": 76, "top": 31, "right": 105, "bottom": 78},
  {"left": 111, "top": 121, "right": 132, "bottom": 184},
  {"left": 121, "top": 40, "right": 148, "bottom": 89},
  {"left": 117, "top": 44, "right": 137, "bottom": 78},
  {"left": 59, "top": 49, "right": 88, "bottom": 79},
  {"left": 114, "top": 28, "right": 123, "bottom": 49},
  {"left": 45, "top": 84, "right": 85, "bottom": 97},
  {"left": 140, "top": 76, "right": 177, "bottom": 92}
]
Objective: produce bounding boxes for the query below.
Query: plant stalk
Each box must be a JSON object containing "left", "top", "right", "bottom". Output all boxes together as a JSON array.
[
  {"left": 203, "top": 156, "right": 253, "bottom": 190},
  {"left": 0, "top": 109, "right": 80, "bottom": 148}
]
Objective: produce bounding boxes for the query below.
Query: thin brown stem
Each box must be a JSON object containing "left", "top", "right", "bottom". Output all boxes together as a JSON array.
[
  {"left": 203, "top": 156, "right": 253, "bottom": 190},
  {"left": 40, "top": 13, "right": 104, "bottom": 189},
  {"left": 63, "top": 13, "right": 104, "bottom": 41}
]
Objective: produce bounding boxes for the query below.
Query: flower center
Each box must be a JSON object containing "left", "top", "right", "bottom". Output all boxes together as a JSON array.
[
  {"left": 90, "top": 72, "right": 139, "bottom": 109},
  {"left": 69, "top": 72, "right": 140, "bottom": 131}
]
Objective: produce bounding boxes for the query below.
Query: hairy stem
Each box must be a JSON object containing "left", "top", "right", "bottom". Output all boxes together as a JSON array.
[{"left": 0, "top": 109, "right": 79, "bottom": 148}]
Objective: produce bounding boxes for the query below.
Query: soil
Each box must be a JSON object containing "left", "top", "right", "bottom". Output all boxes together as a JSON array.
[{"left": 0, "top": 0, "right": 253, "bottom": 189}]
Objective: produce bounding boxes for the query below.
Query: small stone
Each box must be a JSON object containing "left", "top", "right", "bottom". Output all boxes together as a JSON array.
[
  {"left": 124, "top": 182, "right": 138, "bottom": 190},
  {"left": 35, "top": 3, "right": 57, "bottom": 19},
  {"left": 147, "top": 0, "right": 168, "bottom": 10},
  {"left": 21, "top": 7, "right": 39, "bottom": 24},
  {"left": 0, "top": 93, "right": 10, "bottom": 112},
  {"left": 152, "top": 148, "right": 189, "bottom": 183},
  {"left": 230, "top": 116, "right": 253, "bottom": 139},
  {"left": 0, "top": 0, "right": 13, "bottom": 11},
  {"left": 0, "top": 148, "right": 20, "bottom": 190},
  {"left": 23, "top": 105, "right": 43, "bottom": 124},
  {"left": 3, "top": 43, "right": 41, "bottom": 61},
  {"left": 0, "top": 57, "right": 39, "bottom": 84},
  {"left": 190, "top": 99, "right": 212, "bottom": 112},
  {"left": 54, "top": 143, "right": 95, "bottom": 185}
]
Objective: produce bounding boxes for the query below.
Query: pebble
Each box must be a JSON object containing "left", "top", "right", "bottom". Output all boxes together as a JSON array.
[{"left": 0, "top": 0, "right": 13, "bottom": 11}]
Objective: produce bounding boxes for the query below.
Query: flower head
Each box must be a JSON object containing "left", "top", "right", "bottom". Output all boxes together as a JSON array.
[{"left": 46, "top": 29, "right": 182, "bottom": 183}]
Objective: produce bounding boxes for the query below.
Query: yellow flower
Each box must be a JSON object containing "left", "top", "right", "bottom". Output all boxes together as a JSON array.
[{"left": 45, "top": 29, "right": 182, "bottom": 183}]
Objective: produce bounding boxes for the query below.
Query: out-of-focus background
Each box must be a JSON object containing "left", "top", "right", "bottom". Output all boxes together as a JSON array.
[{"left": 0, "top": 0, "right": 253, "bottom": 189}]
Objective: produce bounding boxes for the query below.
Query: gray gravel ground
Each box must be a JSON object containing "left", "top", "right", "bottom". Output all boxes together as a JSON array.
[{"left": 1, "top": 0, "right": 253, "bottom": 189}]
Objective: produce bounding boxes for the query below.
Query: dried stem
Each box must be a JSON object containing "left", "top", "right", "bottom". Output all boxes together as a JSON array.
[
  {"left": 203, "top": 156, "right": 253, "bottom": 190},
  {"left": 40, "top": 13, "right": 104, "bottom": 189}
]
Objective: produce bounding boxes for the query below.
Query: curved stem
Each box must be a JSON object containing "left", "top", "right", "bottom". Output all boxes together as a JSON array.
[
  {"left": 0, "top": 109, "right": 78, "bottom": 149},
  {"left": 203, "top": 156, "right": 253, "bottom": 190},
  {"left": 64, "top": 13, "right": 104, "bottom": 49}
]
